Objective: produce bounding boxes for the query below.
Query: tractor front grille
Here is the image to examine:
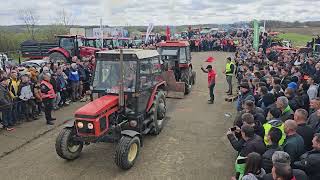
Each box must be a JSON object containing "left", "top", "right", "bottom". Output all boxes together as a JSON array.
[
  {"left": 76, "top": 120, "right": 94, "bottom": 134},
  {"left": 99, "top": 116, "right": 107, "bottom": 131}
]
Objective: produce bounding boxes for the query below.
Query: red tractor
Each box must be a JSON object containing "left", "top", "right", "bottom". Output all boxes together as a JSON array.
[
  {"left": 55, "top": 49, "right": 167, "bottom": 169},
  {"left": 49, "top": 35, "right": 100, "bottom": 62},
  {"left": 158, "top": 41, "right": 196, "bottom": 97}
]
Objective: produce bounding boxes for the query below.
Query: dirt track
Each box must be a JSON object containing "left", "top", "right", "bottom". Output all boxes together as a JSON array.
[{"left": 0, "top": 51, "right": 237, "bottom": 180}]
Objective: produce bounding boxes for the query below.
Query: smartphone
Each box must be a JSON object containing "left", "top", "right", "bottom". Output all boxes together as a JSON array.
[{"left": 230, "top": 127, "right": 237, "bottom": 131}]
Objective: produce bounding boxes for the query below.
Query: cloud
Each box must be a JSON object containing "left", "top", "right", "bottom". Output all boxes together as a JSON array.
[{"left": 0, "top": 0, "right": 319, "bottom": 26}]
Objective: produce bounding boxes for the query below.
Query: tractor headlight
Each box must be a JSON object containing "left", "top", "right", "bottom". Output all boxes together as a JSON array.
[
  {"left": 77, "top": 122, "right": 84, "bottom": 128},
  {"left": 88, "top": 123, "right": 94, "bottom": 129},
  {"left": 129, "top": 120, "right": 137, "bottom": 127}
]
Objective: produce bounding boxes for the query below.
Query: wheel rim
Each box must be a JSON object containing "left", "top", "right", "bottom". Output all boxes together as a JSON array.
[
  {"left": 128, "top": 143, "right": 138, "bottom": 162},
  {"left": 67, "top": 138, "right": 81, "bottom": 153}
]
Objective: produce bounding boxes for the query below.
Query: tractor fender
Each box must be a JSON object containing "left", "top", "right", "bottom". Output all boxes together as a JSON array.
[
  {"left": 48, "top": 47, "right": 70, "bottom": 58},
  {"left": 121, "top": 130, "right": 143, "bottom": 146},
  {"left": 146, "top": 81, "right": 166, "bottom": 112},
  {"left": 64, "top": 120, "right": 75, "bottom": 128}
]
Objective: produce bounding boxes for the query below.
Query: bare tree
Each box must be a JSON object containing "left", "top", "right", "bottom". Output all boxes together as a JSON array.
[
  {"left": 19, "top": 9, "right": 39, "bottom": 40},
  {"left": 56, "top": 9, "right": 75, "bottom": 27}
]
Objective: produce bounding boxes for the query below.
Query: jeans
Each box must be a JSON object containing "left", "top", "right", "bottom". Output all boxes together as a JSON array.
[
  {"left": 1, "top": 108, "right": 13, "bottom": 127},
  {"left": 54, "top": 92, "right": 61, "bottom": 108},
  {"left": 71, "top": 81, "right": 80, "bottom": 101},
  {"left": 209, "top": 83, "right": 215, "bottom": 101},
  {"left": 226, "top": 75, "right": 233, "bottom": 93},
  {"left": 43, "top": 98, "right": 53, "bottom": 122},
  {"left": 11, "top": 100, "right": 19, "bottom": 124}
]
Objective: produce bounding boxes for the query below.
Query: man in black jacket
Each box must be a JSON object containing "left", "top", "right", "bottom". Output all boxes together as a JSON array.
[
  {"left": 0, "top": 77, "right": 14, "bottom": 131},
  {"left": 263, "top": 151, "right": 308, "bottom": 180},
  {"left": 294, "top": 133, "right": 320, "bottom": 180},
  {"left": 294, "top": 109, "right": 315, "bottom": 151},
  {"left": 227, "top": 124, "right": 266, "bottom": 157},
  {"left": 262, "top": 127, "right": 283, "bottom": 174}
]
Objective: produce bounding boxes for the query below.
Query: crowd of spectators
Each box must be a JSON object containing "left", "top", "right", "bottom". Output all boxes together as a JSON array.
[
  {"left": 226, "top": 30, "right": 320, "bottom": 180},
  {"left": 0, "top": 56, "right": 94, "bottom": 130}
]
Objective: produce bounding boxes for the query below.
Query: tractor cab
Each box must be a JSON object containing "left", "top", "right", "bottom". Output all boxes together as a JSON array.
[
  {"left": 55, "top": 49, "right": 167, "bottom": 170},
  {"left": 92, "top": 49, "right": 164, "bottom": 113},
  {"left": 158, "top": 41, "right": 191, "bottom": 68},
  {"left": 49, "top": 35, "right": 100, "bottom": 62},
  {"left": 157, "top": 41, "right": 196, "bottom": 97}
]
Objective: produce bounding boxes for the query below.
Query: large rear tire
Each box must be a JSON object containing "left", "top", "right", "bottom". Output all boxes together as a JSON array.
[
  {"left": 149, "top": 90, "right": 166, "bottom": 135},
  {"left": 55, "top": 128, "right": 83, "bottom": 160},
  {"left": 181, "top": 68, "right": 192, "bottom": 94},
  {"left": 115, "top": 136, "right": 141, "bottom": 170},
  {"left": 49, "top": 52, "right": 67, "bottom": 63}
]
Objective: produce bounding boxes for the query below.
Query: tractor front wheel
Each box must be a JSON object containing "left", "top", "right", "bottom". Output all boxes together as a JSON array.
[
  {"left": 49, "top": 52, "right": 67, "bottom": 63},
  {"left": 115, "top": 136, "right": 141, "bottom": 170},
  {"left": 55, "top": 128, "right": 83, "bottom": 160}
]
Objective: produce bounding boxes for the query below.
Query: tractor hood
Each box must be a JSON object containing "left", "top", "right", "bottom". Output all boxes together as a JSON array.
[{"left": 75, "top": 95, "right": 119, "bottom": 118}]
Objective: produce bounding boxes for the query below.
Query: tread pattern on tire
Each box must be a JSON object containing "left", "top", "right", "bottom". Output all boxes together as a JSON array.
[
  {"left": 115, "top": 136, "right": 140, "bottom": 170},
  {"left": 181, "top": 68, "right": 192, "bottom": 94},
  {"left": 55, "top": 128, "right": 83, "bottom": 160},
  {"left": 149, "top": 90, "right": 166, "bottom": 135}
]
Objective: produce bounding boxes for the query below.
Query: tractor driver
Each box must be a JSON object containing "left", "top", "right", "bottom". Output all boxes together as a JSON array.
[{"left": 172, "top": 61, "right": 181, "bottom": 81}]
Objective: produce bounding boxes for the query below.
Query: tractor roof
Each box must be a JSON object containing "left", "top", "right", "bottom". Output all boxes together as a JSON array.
[
  {"left": 158, "top": 41, "right": 189, "bottom": 47},
  {"left": 97, "top": 49, "right": 159, "bottom": 59},
  {"left": 56, "top": 35, "right": 84, "bottom": 38}
]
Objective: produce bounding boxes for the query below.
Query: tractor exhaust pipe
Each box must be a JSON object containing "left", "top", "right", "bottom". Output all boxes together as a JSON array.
[{"left": 119, "top": 49, "right": 125, "bottom": 109}]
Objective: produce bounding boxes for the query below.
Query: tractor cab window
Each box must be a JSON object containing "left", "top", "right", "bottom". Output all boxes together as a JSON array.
[
  {"left": 179, "top": 47, "right": 187, "bottom": 63},
  {"left": 160, "top": 49, "right": 178, "bottom": 61},
  {"left": 85, "top": 39, "right": 95, "bottom": 47},
  {"left": 139, "top": 57, "right": 161, "bottom": 90},
  {"left": 77, "top": 38, "right": 83, "bottom": 47},
  {"left": 92, "top": 60, "right": 137, "bottom": 93},
  {"left": 104, "top": 39, "right": 113, "bottom": 49},
  {"left": 60, "top": 38, "right": 75, "bottom": 50}
]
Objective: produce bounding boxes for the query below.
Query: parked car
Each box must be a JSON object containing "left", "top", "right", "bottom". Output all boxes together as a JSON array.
[{"left": 21, "top": 59, "right": 47, "bottom": 71}]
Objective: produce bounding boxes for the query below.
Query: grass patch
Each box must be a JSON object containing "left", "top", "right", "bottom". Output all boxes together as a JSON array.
[{"left": 277, "top": 33, "right": 312, "bottom": 47}]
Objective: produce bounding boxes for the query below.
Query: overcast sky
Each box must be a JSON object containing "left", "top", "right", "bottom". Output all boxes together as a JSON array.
[{"left": 0, "top": 0, "right": 320, "bottom": 26}]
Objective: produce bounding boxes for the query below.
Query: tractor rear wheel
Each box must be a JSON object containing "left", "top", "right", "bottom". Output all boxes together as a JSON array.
[
  {"left": 55, "top": 128, "right": 83, "bottom": 160},
  {"left": 149, "top": 90, "right": 166, "bottom": 135},
  {"left": 49, "top": 52, "right": 67, "bottom": 63},
  {"left": 115, "top": 136, "right": 141, "bottom": 170},
  {"left": 181, "top": 68, "right": 192, "bottom": 94}
]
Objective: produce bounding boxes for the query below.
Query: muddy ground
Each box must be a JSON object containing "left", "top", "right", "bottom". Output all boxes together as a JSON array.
[{"left": 0, "top": 51, "right": 237, "bottom": 180}]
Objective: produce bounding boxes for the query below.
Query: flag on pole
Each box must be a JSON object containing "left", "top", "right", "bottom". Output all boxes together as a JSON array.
[
  {"left": 145, "top": 23, "right": 154, "bottom": 44},
  {"left": 253, "top": 19, "right": 260, "bottom": 51},
  {"left": 166, "top": 26, "right": 171, "bottom": 41}
]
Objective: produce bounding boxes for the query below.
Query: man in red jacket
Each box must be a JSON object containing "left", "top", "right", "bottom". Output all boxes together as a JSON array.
[
  {"left": 40, "top": 73, "right": 56, "bottom": 125},
  {"left": 201, "top": 65, "right": 216, "bottom": 104}
]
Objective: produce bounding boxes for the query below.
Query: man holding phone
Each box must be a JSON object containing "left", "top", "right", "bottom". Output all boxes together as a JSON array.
[{"left": 201, "top": 65, "right": 216, "bottom": 104}]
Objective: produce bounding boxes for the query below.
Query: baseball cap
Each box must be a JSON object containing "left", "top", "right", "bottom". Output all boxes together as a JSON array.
[
  {"left": 227, "top": 57, "right": 232, "bottom": 61},
  {"left": 287, "top": 82, "right": 298, "bottom": 90},
  {"left": 206, "top": 65, "right": 213, "bottom": 69}
]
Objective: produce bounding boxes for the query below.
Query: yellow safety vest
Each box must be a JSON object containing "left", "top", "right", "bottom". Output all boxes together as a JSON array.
[
  {"left": 263, "top": 123, "right": 286, "bottom": 146},
  {"left": 225, "top": 62, "right": 234, "bottom": 76}
]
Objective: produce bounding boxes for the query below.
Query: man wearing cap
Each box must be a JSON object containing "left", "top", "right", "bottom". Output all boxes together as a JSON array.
[
  {"left": 237, "top": 82, "right": 255, "bottom": 111},
  {"left": 201, "top": 65, "right": 216, "bottom": 104},
  {"left": 223, "top": 57, "right": 235, "bottom": 95}
]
